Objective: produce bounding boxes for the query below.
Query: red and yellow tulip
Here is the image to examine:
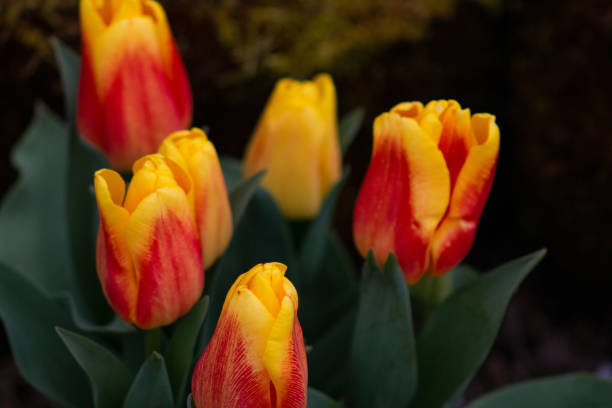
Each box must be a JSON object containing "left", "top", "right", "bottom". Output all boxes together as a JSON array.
[
  {"left": 94, "top": 154, "right": 203, "bottom": 329},
  {"left": 159, "top": 128, "right": 233, "bottom": 269},
  {"left": 243, "top": 74, "right": 341, "bottom": 219},
  {"left": 353, "top": 100, "right": 500, "bottom": 284},
  {"left": 78, "top": 0, "right": 192, "bottom": 170},
  {"left": 192, "top": 263, "right": 307, "bottom": 408}
]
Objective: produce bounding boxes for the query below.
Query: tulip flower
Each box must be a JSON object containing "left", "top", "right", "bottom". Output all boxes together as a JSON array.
[
  {"left": 243, "top": 73, "right": 341, "bottom": 219},
  {"left": 159, "top": 128, "right": 233, "bottom": 269},
  {"left": 94, "top": 154, "right": 203, "bottom": 329},
  {"left": 192, "top": 263, "right": 307, "bottom": 408},
  {"left": 78, "top": 0, "right": 192, "bottom": 170},
  {"left": 353, "top": 100, "right": 500, "bottom": 284}
]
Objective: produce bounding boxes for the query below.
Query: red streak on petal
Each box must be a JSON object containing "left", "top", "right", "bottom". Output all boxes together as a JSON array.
[{"left": 134, "top": 208, "right": 203, "bottom": 328}]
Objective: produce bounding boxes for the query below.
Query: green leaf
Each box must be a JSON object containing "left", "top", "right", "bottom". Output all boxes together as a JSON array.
[
  {"left": 298, "top": 171, "right": 349, "bottom": 286},
  {"left": 50, "top": 38, "right": 80, "bottom": 123},
  {"left": 229, "top": 169, "right": 266, "bottom": 225},
  {"left": 412, "top": 249, "right": 547, "bottom": 408},
  {"left": 307, "top": 387, "right": 341, "bottom": 408},
  {"left": 54, "top": 292, "right": 135, "bottom": 333},
  {"left": 165, "top": 296, "right": 209, "bottom": 407},
  {"left": 450, "top": 264, "right": 479, "bottom": 289},
  {"left": 51, "top": 37, "right": 112, "bottom": 322},
  {"left": 467, "top": 373, "right": 612, "bottom": 408},
  {"left": 307, "top": 307, "right": 356, "bottom": 397},
  {"left": 123, "top": 352, "right": 174, "bottom": 408},
  {"left": 220, "top": 156, "right": 243, "bottom": 191},
  {"left": 299, "top": 232, "right": 357, "bottom": 342},
  {"left": 348, "top": 252, "right": 417, "bottom": 408},
  {"left": 196, "top": 188, "right": 294, "bottom": 356},
  {"left": 339, "top": 107, "right": 365, "bottom": 154},
  {"left": 56, "top": 327, "right": 133, "bottom": 408},
  {"left": 0, "top": 107, "right": 76, "bottom": 293},
  {"left": 0, "top": 262, "right": 91, "bottom": 407}
]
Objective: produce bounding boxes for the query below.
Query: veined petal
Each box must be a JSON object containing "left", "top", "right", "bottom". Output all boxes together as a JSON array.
[
  {"left": 192, "top": 288, "right": 276, "bottom": 408},
  {"left": 262, "top": 297, "right": 308, "bottom": 408},
  {"left": 125, "top": 186, "right": 202, "bottom": 328},
  {"left": 430, "top": 114, "right": 500, "bottom": 275},
  {"left": 353, "top": 112, "right": 450, "bottom": 283},
  {"left": 94, "top": 169, "right": 135, "bottom": 322}
]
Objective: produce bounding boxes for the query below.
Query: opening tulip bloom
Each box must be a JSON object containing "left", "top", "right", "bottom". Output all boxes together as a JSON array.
[
  {"left": 353, "top": 100, "right": 500, "bottom": 284},
  {"left": 192, "top": 263, "right": 307, "bottom": 408},
  {"left": 159, "top": 128, "right": 233, "bottom": 269},
  {"left": 243, "top": 73, "right": 341, "bottom": 219},
  {"left": 94, "top": 154, "right": 203, "bottom": 329},
  {"left": 78, "top": 0, "right": 192, "bottom": 170}
]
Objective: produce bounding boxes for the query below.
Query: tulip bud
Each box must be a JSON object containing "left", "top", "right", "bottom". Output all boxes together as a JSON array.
[
  {"left": 78, "top": 0, "right": 192, "bottom": 170},
  {"left": 353, "top": 100, "right": 500, "bottom": 283},
  {"left": 94, "top": 154, "right": 203, "bottom": 329},
  {"left": 192, "top": 263, "right": 307, "bottom": 408},
  {"left": 159, "top": 128, "right": 233, "bottom": 269},
  {"left": 243, "top": 73, "right": 341, "bottom": 219}
]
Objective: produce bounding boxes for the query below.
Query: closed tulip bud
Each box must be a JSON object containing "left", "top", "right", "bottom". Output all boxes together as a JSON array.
[
  {"left": 243, "top": 73, "right": 341, "bottom": 219},
  {"left": 94, "top": 154, "right": 203, "bottom": 329},
  {"left": 192, "top": 263, "right": 307, "bottom": 408},
  {"left": 353, "top": 100, "right": 500, "bottom": 284},
  {"left": 159, "top": 128, "right": 233, "bottom": 269},
  {"left": 78, "top": 0, "right": 192, "bottom": 170}
]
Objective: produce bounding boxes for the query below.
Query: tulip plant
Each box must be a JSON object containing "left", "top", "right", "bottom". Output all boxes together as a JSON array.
[{"left": 1, "top": 1, "right": 612, "bottom": 408}]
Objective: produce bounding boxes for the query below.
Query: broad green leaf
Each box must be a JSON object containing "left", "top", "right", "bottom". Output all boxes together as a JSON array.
[
  {"left": 307, "top": 387, "right": 341, "bottom": 408},
  {"left": 56, "top": 327, "right": 133, "bottom": 408},
  {"left": 450, "top": 264, "right": 479, "bottom": 289},
  {"left": 50, "top": 38, "right": 79, "bottom": 123},
  {"left": 165, "top": 296, "right": 209, "bottom": 407},
  {"left": 51, "top": 38, "right": 112, "bottom": 322},
  {"left": 307, "top": 307, "right": 356, "bottom": 397},
  {"left": 228, "top": 170, "right": 266, "bottom": 225},
  {"left": 196, "top": 188, "right": 295, "bottom": 355},
  {"left": 412, "top": 249, "right": 547, "bottom": 408},
  {"left": 467, "top": 373, "right": 612, "bottom": 408},
  {"left": 0, "top": 108, "right": 75, "bottom": 293},
  {"left": 123, "top": 352, "right": 174, "bottom": 408},
  {"left": 0, "top": 262, "right": 91, "bottom": 407},
  {"left": 339, "top": 107, "right": 365, "bottom": 154},
  {"left": 348, "top": 252, "right": 417, "bottom": 408},
  {"left": 54, "top": 292, "right": 135, "bottom": 333},
  {"left": 220, "top": 156, "right": 243, "bottom": 191},
  {"left": 298, "top": 171, "right": 349, "bottom": 285},
  {"left": 299, "top": 232, "right": 357, "bottom": 342}
]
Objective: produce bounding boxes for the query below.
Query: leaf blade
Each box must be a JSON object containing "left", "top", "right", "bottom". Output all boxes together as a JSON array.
[
  {"left": 412, "top": 249, "right": 547, "bottom": 408},
  {"left": 348, "top": 252, "right": 417, "bottom": 408},
  {"left": 56, "top": 327, "right": 133, "bottom": 408},
  {"left": 467, "top": 373, "right": 612, "bottom": 408},
  {"left": 123, "top": 352, "right": 174, "bottom": 408}
]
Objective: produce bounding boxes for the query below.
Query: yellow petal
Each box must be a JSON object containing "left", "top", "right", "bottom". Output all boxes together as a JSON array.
[{"left": 262, "top": 296, "right": 296, "bottom": 394}]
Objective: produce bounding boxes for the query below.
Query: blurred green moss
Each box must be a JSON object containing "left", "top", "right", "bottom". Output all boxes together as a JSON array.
[{"left": 1, "top": 0, "right": 499, "bottom": 78}]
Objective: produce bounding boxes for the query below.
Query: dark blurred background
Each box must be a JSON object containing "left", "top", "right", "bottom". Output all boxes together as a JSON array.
[{"left": 1, "top": 0, "right": 611, "bottom": 406}]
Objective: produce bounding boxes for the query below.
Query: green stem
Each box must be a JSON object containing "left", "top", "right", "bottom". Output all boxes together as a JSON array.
[{"left": 145, "top": 327, "right": 162, "bottom": 356}]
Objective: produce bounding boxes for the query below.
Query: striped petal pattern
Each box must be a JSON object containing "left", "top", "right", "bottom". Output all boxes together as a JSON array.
[
  {"left": 78, "top": 0, "right": 192, "bottom": 170},
  {"left": 192, "top": 263, "right": 307, "bottom": 408},
  {"left": 353, "top": 100, "right": 500, "bottom": 283},
  {"left": 94, "top": 154, "right": 203, "bottom": 329}
]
